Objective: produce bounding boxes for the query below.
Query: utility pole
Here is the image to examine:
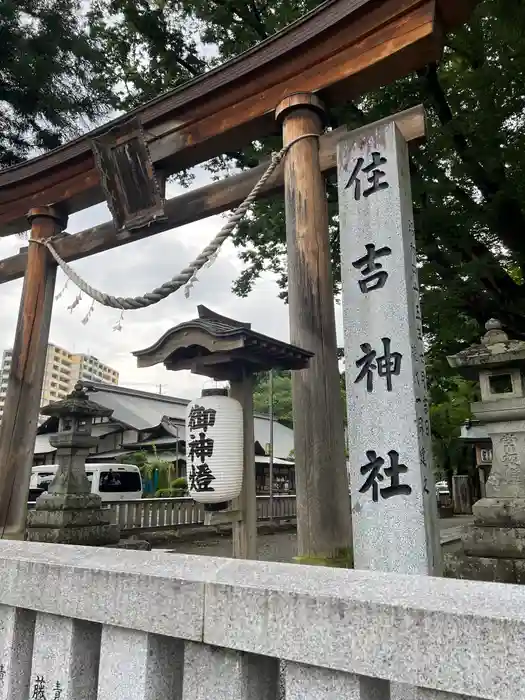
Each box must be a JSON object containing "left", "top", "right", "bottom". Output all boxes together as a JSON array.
[{"left": 276, "top": 93, "right": 353, "bottom": 567}]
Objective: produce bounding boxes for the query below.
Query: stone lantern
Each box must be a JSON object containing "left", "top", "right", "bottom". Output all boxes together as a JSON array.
[
  {"left": 447, "top": 319, "right": 525, "bottom": 582},
  {"left": 26, "top": 382, "right": 120, "bottom": 545}
]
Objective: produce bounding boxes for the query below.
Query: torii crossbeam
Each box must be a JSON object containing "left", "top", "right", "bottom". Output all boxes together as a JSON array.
[{"left": 0, "top": 0, "right": 477, "bottom": 550}]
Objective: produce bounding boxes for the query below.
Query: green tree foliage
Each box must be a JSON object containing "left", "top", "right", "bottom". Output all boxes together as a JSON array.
[
  {"left": 255, "top": 369, "right": 345, "bottom": 429},
  {"left": 121, "top": 450, "right": 149, "bottom": 470},
  {"left": 428, "top": 377, "right": 478, "bottom": 483},
  {"left": 156, "top": 477, "right": 188, "bottom": 498},
  {"left": 92, "top": 0, "right": 525, "bottom": 356},
  {"left": 122, "top": 447, "right": 173, "bottom": 481},
  {"left": 0, "top": 0, "right": 114, "bottom": 167},
  {"left": 88, "top": 0, "right": 206, "bottom": 110},
  {"left": 253, "top": 370, "right": 293, "bottom": 428}
]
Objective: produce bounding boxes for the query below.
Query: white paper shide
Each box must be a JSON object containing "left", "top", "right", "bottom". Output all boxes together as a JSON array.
[{"left": 186, "top": 391, "right": 244, "bottom": 504}]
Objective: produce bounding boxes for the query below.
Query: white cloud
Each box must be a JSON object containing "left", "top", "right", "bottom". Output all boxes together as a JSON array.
[{"left": 0, "top": 167, "right": 345, "bottom": 401}]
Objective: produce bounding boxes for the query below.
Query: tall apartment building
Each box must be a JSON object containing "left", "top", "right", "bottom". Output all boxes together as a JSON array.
[
  {"left": 70, "top": 353, "right": 119, "bottom": 385},
  {"left": 0, "top": 350, "right": 13, "bottom": 418},
  {"left": 0, "top": 344, "right": 119, "bottom": 420}
]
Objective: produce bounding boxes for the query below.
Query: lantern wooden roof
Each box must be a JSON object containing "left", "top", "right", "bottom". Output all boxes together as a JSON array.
[
  {"left": 41, "top": 382, "right": 114, "bottom": 419},
  {"left": 133, "top": 306, "right": 313, "bottom": 379}
]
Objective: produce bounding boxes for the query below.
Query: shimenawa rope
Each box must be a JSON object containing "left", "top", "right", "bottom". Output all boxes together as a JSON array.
[{"left": 30, "top": 133, "right": 319, "bottom": 311}]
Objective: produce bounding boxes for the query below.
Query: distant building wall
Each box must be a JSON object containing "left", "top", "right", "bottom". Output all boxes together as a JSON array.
[{"left": 0, "top": 344, "right": 119, "bottom": 423}]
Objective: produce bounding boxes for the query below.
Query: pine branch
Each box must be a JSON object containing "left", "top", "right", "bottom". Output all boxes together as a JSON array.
[
  {"left": 418, "top": 62, "right": 525, "bottom": 263},
  {"left": 211, "top": 0, "right": 269, "bottom": 41},
  {"left": 410, "top": 155, "right": 525, "bottom": 334},
  {"left": 410, "top": 155, "right": 508, "bottom": 293},
  {"left": 248, "top": 0, "right": 269, "bottom": 39}
]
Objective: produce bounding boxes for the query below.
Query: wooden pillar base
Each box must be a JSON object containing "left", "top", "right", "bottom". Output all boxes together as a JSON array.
[{"left": 294, "top": 550, "right": 354, "bottom": 568}]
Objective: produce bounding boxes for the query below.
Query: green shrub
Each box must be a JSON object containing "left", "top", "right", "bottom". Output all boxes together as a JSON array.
[
  {"left": 171, "top": 477, "right": 188, "bottom": 491},
  {"left": 154, "top": 478, "right": 188, "bottom": 498}
]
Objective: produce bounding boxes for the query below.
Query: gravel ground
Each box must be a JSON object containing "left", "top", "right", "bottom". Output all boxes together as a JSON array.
[
  {"left": 156, "top": 516, "right": 473, "bottom": 561},
  {"left": 158, "top": 530, "right": 297, "bottom": 561}
]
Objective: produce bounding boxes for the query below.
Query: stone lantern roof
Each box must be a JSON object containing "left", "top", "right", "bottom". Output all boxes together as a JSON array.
[
  {"left": 41, "top": 382, "right": 114, "bottom": 419},
  {"left": 447, "top": 320, "right": 525, "bottom": 379}
]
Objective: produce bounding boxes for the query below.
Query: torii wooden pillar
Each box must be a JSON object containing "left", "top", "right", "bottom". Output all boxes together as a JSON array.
[
  {"left": 0, "top": 207, "right": 66, "bottom": 539},
  {"left": 276, "top": 94, "right": 353, "bottom": 566}
]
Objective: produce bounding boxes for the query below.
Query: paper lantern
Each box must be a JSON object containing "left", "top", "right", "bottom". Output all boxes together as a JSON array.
[{"left": 186, "top": 388, "right": 243, "bottom": 505}]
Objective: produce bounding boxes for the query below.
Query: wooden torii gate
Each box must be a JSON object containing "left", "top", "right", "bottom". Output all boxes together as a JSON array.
[{"left": 0, "top": 0, "right": 476, "bottom": 554}]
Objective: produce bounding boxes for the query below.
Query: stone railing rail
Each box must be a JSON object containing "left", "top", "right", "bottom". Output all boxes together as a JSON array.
[
  {"left": 109, "top": 495, "right": 297, "bottom": 534},
  {"left": 0, "top": 539, "right": 518, "bottom": 699},
  {"left": 27, "top": 495, "right": 297, "bottom": 534}
]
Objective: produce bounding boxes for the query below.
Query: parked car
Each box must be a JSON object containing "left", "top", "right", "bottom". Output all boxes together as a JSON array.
[
  {"left": 435, "top": 479, "right": 452, "bottom": 510},
  {"left": 29, "top": 464, "right": 143, "bottom": 502},
  {"left": 435, "top": 480, "right": 450, "bottom": 496}
]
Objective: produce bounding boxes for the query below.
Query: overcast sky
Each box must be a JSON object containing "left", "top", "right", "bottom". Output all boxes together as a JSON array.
[{"left": 0, "top": 167, "right": 345, "bottom": 400}]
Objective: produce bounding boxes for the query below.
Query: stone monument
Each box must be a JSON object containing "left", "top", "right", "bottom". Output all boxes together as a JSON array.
[
  {"left": 447, "top": 319, "right": 525, "bottom": 583},
  {"left": 337, "top": 117, "right": 441, "bottom": 576},
  {"left": 26, "top": 382, "right": 120, "bottom": 545}
]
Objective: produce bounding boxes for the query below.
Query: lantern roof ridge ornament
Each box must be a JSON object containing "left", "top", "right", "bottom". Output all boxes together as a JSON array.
[
  {"left": 133, "top": 306, "right": 314, "bottom": 379},
  {"left": 41, "top": 381, "right": 114, "bottom": 418},
  {"left": 447, "top": 320, "right": 525, "bottom": 378},
  {"left": 481, "top": 318, "right": 509, "bottom": 345}
]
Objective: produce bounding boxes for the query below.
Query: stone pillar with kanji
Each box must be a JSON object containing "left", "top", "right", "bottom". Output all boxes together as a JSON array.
[{"left": 338, "top": 118, "right": 442, "bottom": 576}]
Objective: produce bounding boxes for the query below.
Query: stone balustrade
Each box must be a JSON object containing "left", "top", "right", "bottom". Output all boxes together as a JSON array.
[
  {"left": 110, "top": 497, "right": 206, "bottom": 533},
  {"left": 26, "top": 495, "right": 298, "bottom": 534},
  {"left": 0, "top": 539, "right": 519, "bottom": 699},
  {"left": 109, "top": 495, "right": 297, "bottom": 533}
]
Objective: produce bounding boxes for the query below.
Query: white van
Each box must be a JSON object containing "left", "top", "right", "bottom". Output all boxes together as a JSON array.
[{"left": 29, "top": 464, "right": 143, "bottom": 502}]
